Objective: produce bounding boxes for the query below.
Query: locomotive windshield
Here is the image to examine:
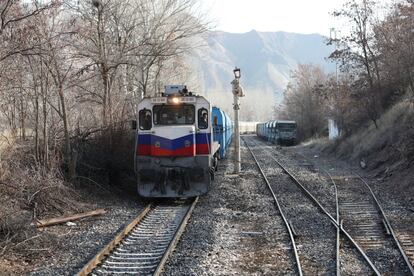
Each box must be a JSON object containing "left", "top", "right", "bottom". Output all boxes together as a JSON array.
[
  {"left": 153, "top": 104, "right": 195, "bottom": 125},
  {"left": 278, "top": 123, "right": 296, "bottom": 130}
]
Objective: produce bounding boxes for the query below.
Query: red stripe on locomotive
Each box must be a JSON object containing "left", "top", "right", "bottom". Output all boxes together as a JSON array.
[
  {"left": 196, "top": 144, "right": 210, "bottom": 155},
  {"left": 138, "top": 145, "right": 196, "bottom": 157}
]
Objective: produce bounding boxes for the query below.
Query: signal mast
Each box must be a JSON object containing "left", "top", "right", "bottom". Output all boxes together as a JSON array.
[{"left": 231, "top": 67, "right": 244, "bottom": 174}]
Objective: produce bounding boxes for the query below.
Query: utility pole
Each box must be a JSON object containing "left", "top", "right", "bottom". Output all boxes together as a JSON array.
[
  {"left": 329, "top": 27, "right": 341, "bottom": 140},
  {"left": 330, "top": 28, "right": 339, "bottom": 88},
  {"left": 231, "top": 67, "right": 244, "bottom": 174}
]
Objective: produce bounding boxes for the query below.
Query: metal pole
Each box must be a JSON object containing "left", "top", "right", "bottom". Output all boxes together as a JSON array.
[
  {"left": 231, "top": 67, "right": 243, "bottom": 174},
  {"left": 233, "top": 92, "right": 241, "bottom": 174}
]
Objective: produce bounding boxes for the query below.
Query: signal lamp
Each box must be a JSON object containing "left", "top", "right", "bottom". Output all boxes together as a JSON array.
[{"left": 233, "top": 67, "right": 241, "bottom": 79}]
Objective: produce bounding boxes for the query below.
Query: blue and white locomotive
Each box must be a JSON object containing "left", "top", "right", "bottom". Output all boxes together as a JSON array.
[
  {"left": 257, "top": 120, "right": 297, "bottom": 145},
  {"left": 134, "top": 85, "right": 233, "bottom": 197}
]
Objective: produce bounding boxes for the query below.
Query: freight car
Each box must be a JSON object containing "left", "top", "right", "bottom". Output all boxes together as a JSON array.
[
  {"left": 134, "top": 85, "right": 233, "bottom": 197},
  {"left": 256, "top": 120, "right": 297, "bottom": 145},
  {"left": 212, "top": 107, "right": 233, "bottom": 159}
]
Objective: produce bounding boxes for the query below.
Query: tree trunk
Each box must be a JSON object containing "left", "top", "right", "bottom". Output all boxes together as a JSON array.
[
  {"left": 58, "top": 85, "right": 74, "bottom": 179},
  {"left": 34, "top": 91, "right": 40, "bottom": 162},
  {"left": 42, "top": 80, "right": 49, "bottom": 169},
  {"left": 20, "top": 96, "right": 26, "bottom": 141}
]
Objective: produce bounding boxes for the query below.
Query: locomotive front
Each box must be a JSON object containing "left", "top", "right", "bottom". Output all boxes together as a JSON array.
[{"left": 134, "top": 85, "right": 216, "bottom": 197}]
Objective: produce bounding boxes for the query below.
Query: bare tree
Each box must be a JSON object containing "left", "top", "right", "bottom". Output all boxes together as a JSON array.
[
  {"left": 374, "top": 1, "right": 414, "bottom": 100},
  {"left": 331, "top": 0, "right": 382, "bottom": 128},
  {"left": 0, "top": 0, "right": 54, "bottom": 61},
  {"left": 282, "top": 64, "right": 328, "bottom": 140}
]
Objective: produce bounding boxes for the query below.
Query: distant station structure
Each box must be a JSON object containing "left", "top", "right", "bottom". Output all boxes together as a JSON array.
[{"left": 328, "top": 119, "right": 339, "bottom": 140}]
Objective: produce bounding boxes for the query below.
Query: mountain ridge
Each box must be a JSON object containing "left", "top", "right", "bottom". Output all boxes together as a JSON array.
[{"left": 186, "top": 30, "right": 335, "bottom": 120}]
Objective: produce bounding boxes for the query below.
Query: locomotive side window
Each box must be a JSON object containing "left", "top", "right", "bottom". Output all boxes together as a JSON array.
[
  {"left": 139, "top": 109, "right": 152, "bottom": 130},
  {"left": 198, "top": 108, "right": 208, "bottom": 129},
  {"left": 153, "top": 105, "right": 195, "bottom": 125}
]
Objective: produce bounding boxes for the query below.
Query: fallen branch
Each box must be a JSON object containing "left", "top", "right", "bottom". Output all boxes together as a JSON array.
[{"left": 35, "top": 209, "right": 106, "bottom": 228}]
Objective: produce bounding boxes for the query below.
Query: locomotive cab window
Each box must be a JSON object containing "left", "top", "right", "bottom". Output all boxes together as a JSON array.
[
  {"left": 198, "top": 108, "right": 208, "bottom": 129},
  {"left": 153, "top": 104, "right": 195, "bottom": 125},
  {"left": 139, "top": 109, "right": 152, "bottom": 130}
]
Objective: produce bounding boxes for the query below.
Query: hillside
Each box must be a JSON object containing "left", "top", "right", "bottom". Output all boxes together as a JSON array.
[
  {"left": 187, "top": 30, "right": 335, "bottom": 120},
  {"left": 309, "top": 99, "right": 414, "bottom": 197}
]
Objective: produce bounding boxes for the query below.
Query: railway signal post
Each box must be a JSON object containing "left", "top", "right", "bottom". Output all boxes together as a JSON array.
[{"left": 231, "top": 67, "right": 244, "bottom": 174}]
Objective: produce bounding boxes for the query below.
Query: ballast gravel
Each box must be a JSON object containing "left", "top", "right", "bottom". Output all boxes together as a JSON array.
[
  {"left": 163, "top": 139, "right": 298, "bottom": 275},
  {"left": 29, "top": 192, "right": 146, "bottom": 276}
]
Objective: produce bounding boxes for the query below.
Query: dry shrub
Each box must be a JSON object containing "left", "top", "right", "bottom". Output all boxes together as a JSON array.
[
  {"left": 0, "top": 142, "right": 83, "bottom": 257},
  {"left": 76, "top": 125, "right": 136, "bottom": 191}
]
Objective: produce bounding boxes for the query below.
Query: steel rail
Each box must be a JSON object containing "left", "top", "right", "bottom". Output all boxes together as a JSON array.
[
  {"left": 77, "top": 204, "right": 152, "bottom": 276},
  {"left": 245, "top": 136, "right": 382, "bottom": 276},
  {"left": 356, "top": 173, "right": 414, "bottom": 275},
  {"left": 243, "top": 138, "right": 303, "bottom": 276},
  {"left": 153, "top": 197, "right": 199, "bottom": 276},
  {"left": 325, "top": 169, "right": 341, "bottom": 276},
  {"left": 295, "top": 151, "right": 341, "bottom": 276},
  {"left": 296, "top": 149, "right": 413, "bottom": 275},
  {"left": 77, "top": 198, "right": 198, "bottom": 276}
]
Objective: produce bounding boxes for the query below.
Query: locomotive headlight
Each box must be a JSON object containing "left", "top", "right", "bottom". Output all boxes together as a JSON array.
[{"left": 171, "top": 97, "right": 180, "bottom": 104}]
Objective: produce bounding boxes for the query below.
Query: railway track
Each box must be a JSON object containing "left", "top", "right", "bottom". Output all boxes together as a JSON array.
[
  {"left": 243, "top": 136, "right": 336, "bottom": 275},
  {"left": 77, "top": 198, "right": 198, "bottom": 276},
  {"left": 398, "top": 232, "right": 414, "bottom": 266},
  {"left": 333, "top": 174, "right": 413, "bottom": 275},
  {"left": 243, "top": 136, "right": 383, "bottom": 275},
  {"left": 249, "top": 135, "right": 414, "bottom": 275},
  {"left": 292, "top": 149, "right": 414, "bottom": 275}
]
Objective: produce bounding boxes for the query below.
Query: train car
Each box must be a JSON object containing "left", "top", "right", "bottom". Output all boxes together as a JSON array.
[
  {"left": 134, "top": 85, "right": 233, "bottom": 198},
  {"left": 256, "top": 120, "right": 297, "bottom": 145},
  {"left": 265, "top": 121, "right": 272, "bottom": 141},
  {"left": 274, "top": 120, "right": 297, "bottom": 145},
  {"left": 269, "top": 121, "right": 276, "bottom": 142},
  {"left": 212, "top": 107, "right": 234, "bottom": 159},
  {"left": 256, "top": 122, "right": 265, "bottom": 138}
]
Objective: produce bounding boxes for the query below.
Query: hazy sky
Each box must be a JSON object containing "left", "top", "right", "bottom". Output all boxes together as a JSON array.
[{"left": 201, "top": 0, "right": 391, "bottom": 36}]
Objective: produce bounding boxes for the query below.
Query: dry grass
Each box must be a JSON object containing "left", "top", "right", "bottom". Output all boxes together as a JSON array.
[
  {"left": 308, "top": 98, "right": 414, "bottom": 197},
  {"left": 335, "top": 100, "right": 414, "bottom": 162}
]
